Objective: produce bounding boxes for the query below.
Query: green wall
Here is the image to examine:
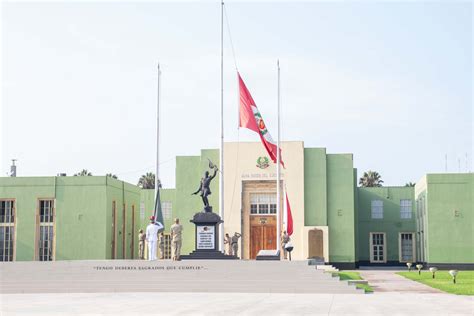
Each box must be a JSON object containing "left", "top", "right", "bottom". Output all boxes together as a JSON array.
[
  {"left": 326, "top": 154, "right": 356, "bottom": 264},
  {"left": 304, "top": 148, "right": 327, "bottom": 226},
  {"left": 423, "top": 174, "right": 473, "bottom": 265},
  {"left": 0, "top": 176, "right": 140, "bottom": 261},
  {"left": 357, "top": 187, "right": 415, "bottom": 263}
]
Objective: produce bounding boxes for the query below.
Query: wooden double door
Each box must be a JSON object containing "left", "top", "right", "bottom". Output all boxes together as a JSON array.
[{"left": 250, "top": 216, "right": 276, "bottom": 259}]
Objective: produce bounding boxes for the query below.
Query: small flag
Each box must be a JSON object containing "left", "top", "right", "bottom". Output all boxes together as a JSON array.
[{"left": 153, "top": 186, "right": 164, "bottom": 232}]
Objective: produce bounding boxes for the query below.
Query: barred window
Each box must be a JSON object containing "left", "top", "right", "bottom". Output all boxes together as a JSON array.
[
  {"left": 371, "top": 200, "right": 383, "bottom": 219},
  {"left": 400, "top": 233, "right": 414, "bottom": 262},
  {"left": 400, "top": 200, "right": 412, "bottom": 219},
  {"left": 38, "top": 200, "right": 54, "bottom": 261},
  {"left": 250, "top": 193, "right": 277, "bottom": 215},
  {"left": 0, "top": 200, "right": 15, "bottom": 262},
  {"left": 162, "top": 201, "right": 172, "bottom": 220}
]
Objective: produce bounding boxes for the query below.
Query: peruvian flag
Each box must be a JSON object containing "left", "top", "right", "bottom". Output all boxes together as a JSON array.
[
  {"left": 238, "top": 72, "right": 293, "bottom": 236},
  {"left": 238, "top": 73, "right": 284, "bottom": 167}
]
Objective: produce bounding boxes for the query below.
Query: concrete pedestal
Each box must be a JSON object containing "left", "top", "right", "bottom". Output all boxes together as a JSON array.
[{"left": 181, "top": 211, "right": 237, "bottom": 260}]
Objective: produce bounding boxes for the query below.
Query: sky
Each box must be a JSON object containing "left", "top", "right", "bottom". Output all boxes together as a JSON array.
[{"left": 1, "top": 1, "right": 472, "bottom": 188}]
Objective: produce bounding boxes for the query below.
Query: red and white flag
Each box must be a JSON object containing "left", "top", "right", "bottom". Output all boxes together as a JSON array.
[
  {"left": 238, "top": 72, "right": 293, "bottom": 235},
  {"left": 285, "top": 193, "right": 293, "bottom": 236},
  {"left": 238, "top": 73, "right": 284, "bottom": 167}
]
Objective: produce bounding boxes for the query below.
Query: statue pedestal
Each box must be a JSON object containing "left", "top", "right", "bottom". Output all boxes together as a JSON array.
[{"left": 181, "top": 211, "right": 237, "bottom": 260}]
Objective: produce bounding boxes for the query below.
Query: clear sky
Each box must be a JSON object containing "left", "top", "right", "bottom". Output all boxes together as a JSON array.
[{"left": 1, "top": 1, "right": 472, "bottom": 188}]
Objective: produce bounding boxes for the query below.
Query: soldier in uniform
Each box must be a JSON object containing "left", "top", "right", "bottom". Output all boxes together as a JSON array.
[
  {"left": 281, "top": 230, "right": 290, "bottom": 260},
  {"left": 138, "top": 229, "right": 146, "bottom": 260},
  {"left": 146, "top": 216, "right": 159, "bottom": 261},
  {"left": 170, "top": 218, "right": 183, "bottom": 261},
  {"left": 224, "top": 233, "right": 232, "bottom": 255},
  {"left": 158, "top": 232, "right": 165, "bottom": 259},
  {"left": 231, "top": 232, "right": 241, "bottom": 258}
]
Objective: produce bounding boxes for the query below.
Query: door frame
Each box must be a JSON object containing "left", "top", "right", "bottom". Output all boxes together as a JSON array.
[
  {"left": 369, "top": 232, "right": 386, "bottom": 263},
  {"left": 398, "top": 232, "right": 416, "bottom": 263}
]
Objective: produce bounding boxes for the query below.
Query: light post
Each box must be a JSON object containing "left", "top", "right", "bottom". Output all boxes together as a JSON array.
[
  {"left": 416, "top": 264, "right": 423, "bottom": 275},
  {"left": 406, "top": 262, "right": 412, "bottom": 272},
  {"left": 449, "top": 270, "right": 458, "bottom": 284},
  {"left": 429, "top": 267, "right": 438, "bottom": 279}
]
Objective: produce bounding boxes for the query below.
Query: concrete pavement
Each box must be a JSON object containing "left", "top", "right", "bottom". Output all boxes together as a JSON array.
[
  {"left": 1, "top": 292, "right": 473, "bottom": 315},
  {"left": 2, "top": 261, "right": 473, "bottom": 315},
  {"left": 357, "top": 269, "right": 443, "bottom": 293}
]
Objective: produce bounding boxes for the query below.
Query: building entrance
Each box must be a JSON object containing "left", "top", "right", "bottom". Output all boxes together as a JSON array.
[
  {"left": 242, "top": 180, "right": 283, "bottom": 259},
  {"left": 250, "top": 215, "right": 276, "bottom": 259}
]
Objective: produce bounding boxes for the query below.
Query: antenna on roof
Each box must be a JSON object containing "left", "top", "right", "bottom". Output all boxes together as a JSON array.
[{"left": 10, "top": 159, "right": 17, "bottom": 177}]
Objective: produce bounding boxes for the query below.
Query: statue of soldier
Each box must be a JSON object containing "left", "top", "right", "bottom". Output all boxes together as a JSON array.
[{"left": 192, "top": 160, "right": 218, "bottom": 211}]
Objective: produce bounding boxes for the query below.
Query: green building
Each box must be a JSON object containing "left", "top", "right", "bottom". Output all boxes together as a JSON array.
[{"left": 0, "top": 141, "right": 472, "bottom": 269}]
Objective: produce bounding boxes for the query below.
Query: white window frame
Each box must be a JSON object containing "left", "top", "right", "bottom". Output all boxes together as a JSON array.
[
  {"left": 37, "top": 199, "right": 55, "bottom": 261},
  {"left": 369, "top": 232, "right": 386, "bottom": 263},
  {"left": 371, "top": 200, "right": 384, "bottom": 219},
  {"left": 250, "top": 193, "right": 277, "bottom": 215},
  {"left": 400, "top": 199, "right": 412, "bottom": 219},
  {"left": 162, "top": 201, "right": 172, "bottom": 220},
  {"left": 0, "top": 199, "right": 16, "bottom": 262},
  {"left": 399, "top": 232, "right": 416, "bottom": 263}
]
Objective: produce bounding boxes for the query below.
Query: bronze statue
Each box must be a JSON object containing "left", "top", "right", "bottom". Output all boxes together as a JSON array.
[{"left": 192, "top": 159, "right": 218, "bottom": 212}]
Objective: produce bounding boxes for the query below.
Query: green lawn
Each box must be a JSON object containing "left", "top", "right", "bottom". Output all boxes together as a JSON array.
[
  {"left": 397, "top": 271, "right": 474, "bottom": 295},
  {"left": 336, "top": 271, "right": 374, "bottom": 293}
]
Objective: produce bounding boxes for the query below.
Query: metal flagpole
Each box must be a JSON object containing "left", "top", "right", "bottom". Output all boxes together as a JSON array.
[
  {"left": 219, "top": 0, "right": 225, "bottom": 253},
  {"left": 156, "top": 63, "right": 161, "bottom": 195},
  {"left": 276, "top": 60, "right": 281, "bottom": 254}
]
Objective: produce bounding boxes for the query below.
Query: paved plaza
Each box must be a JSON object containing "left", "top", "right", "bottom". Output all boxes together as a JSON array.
[
  {"left": 2, "top": 292, "right": 473, "bottom": 315},
  {"left": 1, "top": 260, "right": 473, "bottom": 315}
]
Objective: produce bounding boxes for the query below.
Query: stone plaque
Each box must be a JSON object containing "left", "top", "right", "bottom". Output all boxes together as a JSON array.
[{"left": 196, "top": 225, "right": 215, "bottom": 250}]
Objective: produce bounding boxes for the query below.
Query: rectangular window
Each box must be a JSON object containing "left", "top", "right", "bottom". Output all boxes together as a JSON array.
[
  {"left": 162, "top": 201, "right": 172, "bottom": 220},
  {"left": 400, "top": 199, "right": 412, "bottom": 219},
  {"left": 0, "top": 200, "right": 15, "bottom": 262},
  {"left": 400, "top": 233, "right": 415, "bottom": 262},
  {"left": 249, "top": 193, "right": 277, "bottom": 215},
  {"left": 370, "top": 232, "right": 385, "bottom": 263},
  {"left": 371, "top": 200, "right": 383, "bottom": 219},
  {"left": 38, "top": 200, "right": 54, "bottom": 261}
]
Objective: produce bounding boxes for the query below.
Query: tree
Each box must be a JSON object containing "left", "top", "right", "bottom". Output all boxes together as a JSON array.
[
  {"left": 405, "top": 182, "right": 415, "bottom": 187},
  {"left": 138, "top": 172, "right": 155, "bottom": 189},
  {"left": 74, "top": 169, "right": 92, "bottom": 176},
  {"left": 359, "top": 171, "right": 384, "bottom": 187},
  {"left": 106, "top": 173, "right": 118, "bottom": 179}
]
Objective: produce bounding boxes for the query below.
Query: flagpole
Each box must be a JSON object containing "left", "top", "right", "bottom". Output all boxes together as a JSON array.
[
  {"left": 276, "top": 60, "right": 281, "bottom": 255},
  {"left": 219, "top": 0, "right": 225, "bottom": 253},
  {"left": 156, "top": 63, "right": 161, "bottom": 194}
]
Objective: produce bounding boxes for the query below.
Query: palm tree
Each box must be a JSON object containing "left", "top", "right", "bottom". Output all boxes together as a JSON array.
[
  {"left": 359, "top": 171, "right": 384, "bottom": 187},
  {"left": 405, "top": 182, "right": 415, "bottom": 187},
  {"left": 106, "top": 173, "right": 118, "bottom": 179},
  {"left": 74, "top": 169, "right": 92, "bottom": 176},
  {"left": 138, "top": 172, "right": 155, "bottom": 189}
]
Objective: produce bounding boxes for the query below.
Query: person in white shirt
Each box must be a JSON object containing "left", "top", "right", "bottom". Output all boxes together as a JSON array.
[{"left": 146, "top": 216, "right": 159, "bottom": 261}]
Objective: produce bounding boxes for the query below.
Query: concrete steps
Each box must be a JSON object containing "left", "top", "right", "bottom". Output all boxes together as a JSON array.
[{"left": 0, "top": 260, "right": 362, "bottom": 294}]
